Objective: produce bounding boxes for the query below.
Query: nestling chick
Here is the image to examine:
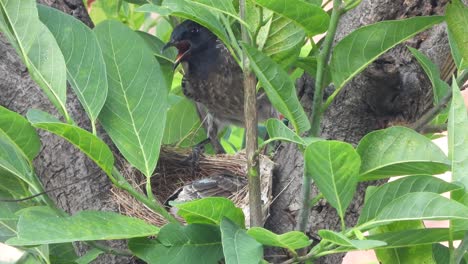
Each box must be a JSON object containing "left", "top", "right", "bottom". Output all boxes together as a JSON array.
[{"left": 164, "top": 20, "right": 277, "bottom": 153}]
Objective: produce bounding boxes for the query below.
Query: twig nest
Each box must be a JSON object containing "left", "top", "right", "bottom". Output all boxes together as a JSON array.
[{"left": 112, "top": 147, "right": 274, "bottom": 227}]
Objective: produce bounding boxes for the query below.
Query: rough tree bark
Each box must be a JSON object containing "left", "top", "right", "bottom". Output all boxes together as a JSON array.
[
  {"left": 0, "top": 1, "right": 132, "bottom": 263},
  {"left": 0, "top": 0, "right": 453, "bottom": 263},
  {"left": 265, "top": 0, "right": 451, "bottom": 263}
]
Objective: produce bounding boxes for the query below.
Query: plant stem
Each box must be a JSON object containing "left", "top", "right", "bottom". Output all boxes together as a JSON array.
[
  {"left": 111, "top": 168, "right": 178, "bottom": 224},
  {"left": 240, "top": 0, "right": 263, "bottom": 227},
  {"left": 298, "top": 0, "right": 343, "bottom": 233}
]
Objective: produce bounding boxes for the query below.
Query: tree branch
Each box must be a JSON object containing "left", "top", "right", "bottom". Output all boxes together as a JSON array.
[{"left": 240, "top": 0, "right": 263, "bottom": 227}]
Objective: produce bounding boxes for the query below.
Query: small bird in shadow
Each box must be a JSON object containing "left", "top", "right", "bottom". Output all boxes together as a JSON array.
[{"left": 164, "top": 20, "right": 277, "bottom": 154}]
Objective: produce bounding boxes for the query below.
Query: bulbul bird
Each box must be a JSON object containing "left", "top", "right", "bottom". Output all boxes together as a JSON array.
[{"left": 163, "top": 20, "right": 277, "bottom": 154}]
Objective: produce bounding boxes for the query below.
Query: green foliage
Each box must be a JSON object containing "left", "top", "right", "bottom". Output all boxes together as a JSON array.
[
  {"left": 27, "top": 109, "right": 115, "bottom": 176},
  {"left": 7, "top": 209, "right": 159, "bottom": 245},
  {"left": 242, "top": 43, "right": 310, "bottom": 133},
  {"left": 305, "top": 140, "right": 360, "bottom": 226},
  {"left": 38, "top": 5, "right": 108, "bottom": 130},
  {"left": 94, "top": 20, "right": 169, "bottom": 177},
  {"left": 408, "top": 47, "right": 450, "bottom": 125},
  {"left": 0, "top": 0, "right": 69, "bottom": 120},
  {"left": 318, "top": 229, "right": 386, "bottom": 250},
  {"left": 89, "top": 0, "right": 145, "bottom": 29},
  {"left": 221, "top": 218, "right": 263, "bottom": 264},
  {"left": 329, "top": 16, "right": 444, "bottom": 92},
  {"left": 129, "top": 223, "right": 224, "bottom": 264},
  {"left": 174, "top": 197, "right": 246, "bottom": 228},
  {"left": 446, "top": 0, "right": 468, "bottom": 71},
  {"left": 448, "top": 81, "right": 468, "bottom": 199},
  {"left": 357, "top": 126, "right": 450, "bottom": 181},
  {"left": 0, "top": 106, "right": 40, "bottom": 161},
  {"left": 247, "top": 227, "right": 311, "bottom": 252},
  {"left": 254, "top": 0, "right": 329, "bottom": 36}
]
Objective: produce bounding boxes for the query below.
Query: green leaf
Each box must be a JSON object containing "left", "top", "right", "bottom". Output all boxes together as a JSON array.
[
  {"left": 367, "top": 228, "right": 466, "bottom": 249},
  {"left": 358, "top": 175, "right": 461, "bottom": 224},
  {"left": 408, "top": 47, "right": 449, "bottom": 124},
  {"left": 129, "top": 223, "right": 223, "bottom": 264},
  {"left": 0, "top": 0, "right": 69, "bottom": 120},
  {"left": 371, "top": 221, "right": 435, "bottom": 264},
  {"left": 258, "top": 12, "right": 306, "bottom": 62},
  {"left": 162, "top": 95, "right": 206, "bottom": 147},
  {"left": 448, "top": 30, "right": 465, "bottom": 73},
  {"left": 27, "top": 109, "right": 114, "bottom": 177},
  {"left": 305, "top": 140, "right": 360, "bottom": 222},
  {"left": 136, "top": 4, "right": 173, "bottom": 16},
  {"left": 136, "top": 31, "right": 177, "bottom": 64},
  {"left": 330, "top": 16, "right": 444, "bottom": 90},
  {"left": 361, "top": 192, "right": 468, "bottom": 231},
  {"left": 247, "top": 227, "right": 311, "bottom": 252},
  {"left": 0, "top": 106, "right": 40, "bottom": 161},
  {"left": 433, "top": 243, "right": 468, "bottom": 264},
  {"left": 49, "top": 243, "right": 79, "bottom": 264},
  {"left": 38, "top": 5, "right": 108, "bottom": 128},
  {"left": 318, "top": 229, "right": 386, "bottom": 250},
  {"left": 0, "top": 130, "right": 38, "bottom": 191},
  {"left": 94, "top": 20, "right": 169, "bottom": 177},
  {"left": 446, "top": 0, "right": 468, "bottom": 71},
  {"left": 221, "top": 218, "right": 263, "bottom": 264},
  {"left": 265, "top": 119, "right": 307, "bottom": 146},
  {"left": 254, "top": 0, "right": 329, "bottom": 36},
  {"left": 6, "top": 210, "right": 159, "bottom": 245},
  {"left": 190, "top": 0, "right": 249, "bottom": 29},
  {"left": 448, "top": 81, "right": 468, "bottom": 200},
  {"left": 158, "top": 0, "right": 230, "bottom": 46},
  {"left": 357, "top": 126, "right": 450, "bottom": 181},
  {"left": 76, "top": 248, "right": 104, "bottom": 264},
  {"left": 89, "top": 0, "right": 145, "bottom": 30},
  {"left": 242, "top": 43, "right": 310, "bottom": 133},
  {"left": 174, "top": 197, "right": 245, "bottom": 228}
]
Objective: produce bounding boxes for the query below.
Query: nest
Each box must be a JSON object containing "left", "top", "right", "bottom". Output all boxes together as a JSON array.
[{"left": 112, "top": 146, "right": 274, "bottom": 227}]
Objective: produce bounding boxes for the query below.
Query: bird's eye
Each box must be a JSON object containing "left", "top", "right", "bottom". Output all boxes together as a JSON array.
[{"left": 191, "top": 27, "right": 199, "bottom": 33}]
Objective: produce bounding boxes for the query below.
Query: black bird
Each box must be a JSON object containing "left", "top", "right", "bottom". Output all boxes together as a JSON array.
[{"left": 164, "top": 20, "right": 277, "bottom": 154}]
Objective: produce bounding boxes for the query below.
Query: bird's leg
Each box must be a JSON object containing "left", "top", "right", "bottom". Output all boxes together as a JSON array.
[{"left": 183, "top": 138, "right": 211, "bottom": 170}]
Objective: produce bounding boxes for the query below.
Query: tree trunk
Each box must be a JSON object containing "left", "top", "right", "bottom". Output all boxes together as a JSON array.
[
  {"left": 0, "top": 1, "right": 131, "bottom": 263},
  {"left": 265, "top": 0, "right": 451, "bottom": 263},
  {"left": 0, "top": 0, "right": 453, "bottom": 263}
]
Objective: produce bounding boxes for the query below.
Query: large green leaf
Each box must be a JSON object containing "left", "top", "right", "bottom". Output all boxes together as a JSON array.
[
  {"left": 89, "top": 0, "right": 145, "bottom": 30},
  {"left": 6, "top": 210, "right": 159, "bottom": 245},
  {"left": 94, "top": 20, "right": 169, "bottom": 177},
  {"left": 174, "top": 197, "right": 245, "bottom": 228},
  {"left": 221, "top": 218, "right": 263, "bottom": 264},
  {"left": 0, "top": 0, "right": 68, "bottom": 120},
  {"left": 361, "top": 192, "right": 468, "bottom": 231},
  {"left": 357, "top": 126, "right": 450, "bottom": 181},
  {"left": 129, "top": 223, "right": 223, "bottom": 264},
  {"left": 242, "top": 43, "right": 310, "bottom": 133},
  {"left": 367, "top": 228, "right": 466, "bottom": 249},
  {"left": 318, "top": 229, "right": 386, "bottom": 250},
  {"left": 257, "top": 12, "right": 305, "bottom": 65},
  {"left": 330, "top": 16, "right": 444, "bottom": 90},
  {"left": 371, "top": 221, "right": 435, "bottom": 264},
  {"left": 408, "top": 47, "right": 449, "bottom": 124},
  {"left": 38, "top": 5, "right": 108, "bottom": 128},
  {"left": 0, "top": 168, "right": 30, "bottom": 199},
  {"left": 162, "top": 96, "right": 206, "bottom": 147},
  {"left": 27, "top": 109, "right": 114, "bottom": 176},
  {"left": 247, "top": 227, "right": 311, "bottom": 252},
  {"left": 305, "top": 140, "right": 360, "bottom": 222},
  {"left": 446, "top": 0, "right": 468, "bottom": 71},
  {"left": 254, "top": 0, "right": 329, "bottom": 36},
  {"left": 448, "top": 81, "right": 468, "bottom": 199},
  {"left": 158, "top": 0, "right": 230, "bottom": 45},
  {"left": 0, "top": 130, "right": 38, "bottom": 191},
  {"left": 0, "top": 106, "right": 40, "bottom": 161},
  {"left": 264, "top": 118, "right": 308, "bottom": 146},
  {"left": 358, "top": 176, "right": 461, "bottom": 224}
]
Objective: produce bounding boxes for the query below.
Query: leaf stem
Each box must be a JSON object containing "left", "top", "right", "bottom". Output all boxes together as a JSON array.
[
  {"left": 240, "top": 0, "right": 263, "bottom": 227},
  {"left": 298, "top": 0, "right": 343, "bottom": 233}
]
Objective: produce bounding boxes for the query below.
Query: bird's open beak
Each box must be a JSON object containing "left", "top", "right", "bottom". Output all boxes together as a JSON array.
[{"left": 163, "top": 40, "right": 191, "bottom": 70}]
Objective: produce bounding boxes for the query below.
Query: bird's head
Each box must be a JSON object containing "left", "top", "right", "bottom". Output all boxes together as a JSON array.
[{"left": 163, "top": 20, "right": 217, "bottom": 69}]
